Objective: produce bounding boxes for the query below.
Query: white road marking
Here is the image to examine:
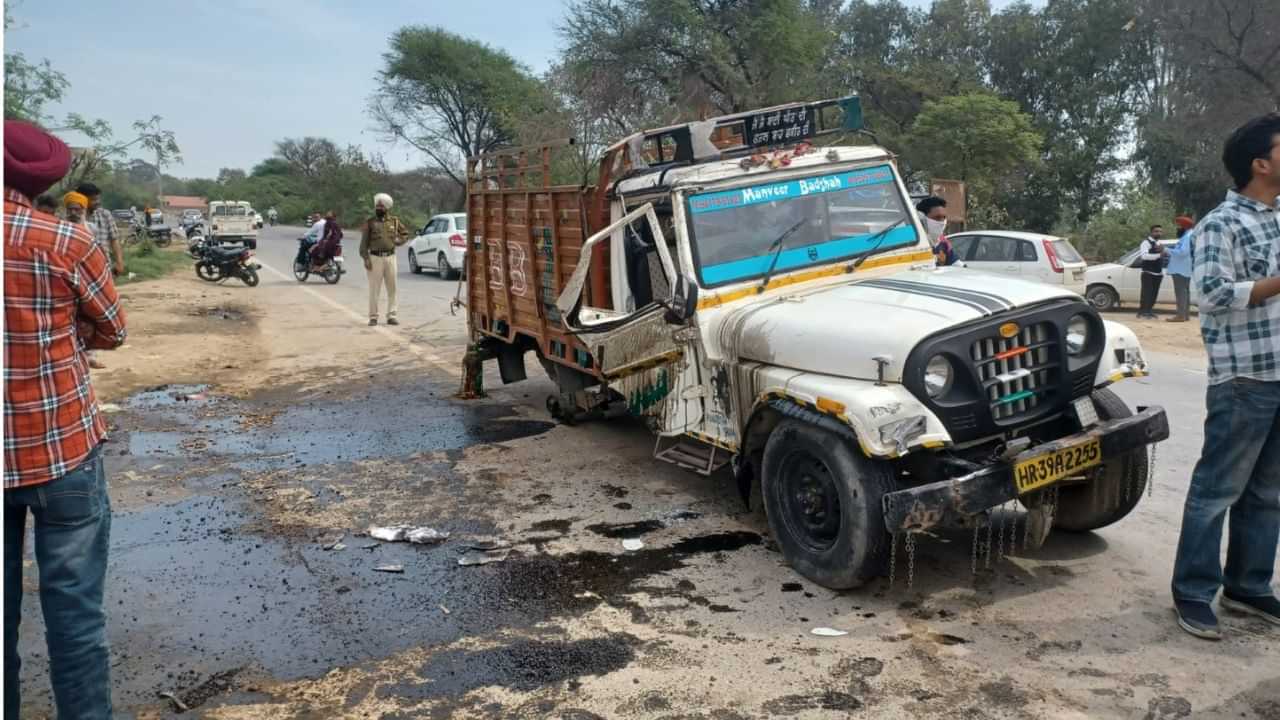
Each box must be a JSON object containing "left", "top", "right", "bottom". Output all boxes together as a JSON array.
[{"left": 256, "top": 259, "right": 463, "bottom": 379}]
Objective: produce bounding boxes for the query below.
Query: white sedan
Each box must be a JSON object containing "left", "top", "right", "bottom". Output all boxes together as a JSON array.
[
  {"left": 407, "top": 213, "right": 468, "bottom": 279},
  {"left": 1082, "top": 240, "right": 1192, "bottom": 312},
  {"left": 946, "top": 230, "right": 1088, "bottom": 295}
]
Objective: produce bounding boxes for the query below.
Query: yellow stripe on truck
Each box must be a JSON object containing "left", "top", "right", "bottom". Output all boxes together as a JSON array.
[{"left": 697, "top": 250, "right": 936, "bottom": 310}]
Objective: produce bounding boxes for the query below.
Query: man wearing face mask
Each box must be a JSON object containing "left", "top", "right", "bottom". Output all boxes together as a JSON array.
[
  {"left": 916, "top": 196, "right": 955, "bottom": 266},
  {"left": 360, "top": 193, "right": 410, "bottom": 326}
]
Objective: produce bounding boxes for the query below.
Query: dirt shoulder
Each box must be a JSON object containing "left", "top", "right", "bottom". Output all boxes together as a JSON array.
[{"left": 1103, "top": 311, "right": 1204, "bottom": 363}]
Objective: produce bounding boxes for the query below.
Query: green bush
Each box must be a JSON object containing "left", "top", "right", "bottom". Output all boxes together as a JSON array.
[{"left": 1052, "top": 184, "right": 1178, "bottom": 263}]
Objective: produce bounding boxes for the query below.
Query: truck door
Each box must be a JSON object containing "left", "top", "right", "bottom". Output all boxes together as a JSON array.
[{"left": 556, "top": 203, "right": 698, "bottom": 426}]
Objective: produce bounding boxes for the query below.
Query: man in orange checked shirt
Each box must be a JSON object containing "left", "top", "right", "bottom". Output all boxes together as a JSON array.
[{"left": 4, "top": 120, "right": 127, "bottom": 719}]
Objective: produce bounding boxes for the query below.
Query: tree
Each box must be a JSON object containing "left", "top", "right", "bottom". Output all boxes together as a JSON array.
[
  {"left": 251, "top": 157, "right": 293, "bottom": 177},
  {"left": 3, "top": 8, "right": 70, "bottom": 124},
  {"left": 559, "top": 0, "right": 831, "bottom": 120},
  {"left": 370, "top": 27, "right": 546, "bottom": 188},
  {"left": 273, "top": 137, "right": 341, "bottom": 178},
  {"left": 906, "top": 93, "right": 1042, "bottom": 200},
  {"left": 1134, "top": 0, "right": 1280, "bottom": 214},
  {"left": 985, "top": 0, "right": 1146, "bottom": 226}
]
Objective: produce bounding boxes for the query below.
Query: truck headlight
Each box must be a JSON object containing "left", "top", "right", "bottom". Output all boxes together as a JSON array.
[
  {"left": 924, "top": 355, "right": 953, "bottom": 398},
  {"left": 1067, "top": 315, "right": 1089, "bottom": 355}
]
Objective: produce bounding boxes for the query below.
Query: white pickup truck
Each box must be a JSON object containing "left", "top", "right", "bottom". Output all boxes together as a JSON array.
[
  {"left": 208, "top": 201, "right": 258, "bottom": 248},
  {"left": 466, "top": 97, "right": 1170, "bottom": 589}
]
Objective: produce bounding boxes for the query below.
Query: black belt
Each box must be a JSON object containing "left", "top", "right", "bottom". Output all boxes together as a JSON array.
[{"left": 370, "top": 250, "right": 393, "bottom": 257}]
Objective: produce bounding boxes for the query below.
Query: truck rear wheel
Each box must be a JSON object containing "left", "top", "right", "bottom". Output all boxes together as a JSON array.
[
  {"left": 761, "top": 419, "right": 893, "bottom": 589},
  {"left": 1052, "top": 388, "right": 1148, "bottom": 532}
]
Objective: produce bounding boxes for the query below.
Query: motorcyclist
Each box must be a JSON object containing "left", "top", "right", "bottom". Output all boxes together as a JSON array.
[{"left": 267, "top": 207, "right": 278, "bottom": 226}]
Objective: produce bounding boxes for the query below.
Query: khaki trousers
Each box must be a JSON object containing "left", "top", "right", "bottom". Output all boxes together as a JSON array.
[{"left": 367, "top": 254, "right": 398, "bottom": 320}]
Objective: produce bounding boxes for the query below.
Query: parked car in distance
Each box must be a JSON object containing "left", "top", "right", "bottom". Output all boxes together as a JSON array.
[
  {"left": 1083, "top": 239, "right": 1189, "bottom": 312},
  {"left": 407, "top": 213, "right": 467, "bottom": 279},
  {"left": 112, "top": 209, "right": 135, "bottom": 228},
  {"left": 946, "top": 230, "right": 1088, "bottom": 295}
]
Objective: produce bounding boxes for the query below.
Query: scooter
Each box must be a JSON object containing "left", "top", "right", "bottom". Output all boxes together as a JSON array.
[
  {"left": 293, "top": 236, "right": 341, "bottom": 284},
  {"left": 196, "top": 245, "right": 260, "bottom": 286}
]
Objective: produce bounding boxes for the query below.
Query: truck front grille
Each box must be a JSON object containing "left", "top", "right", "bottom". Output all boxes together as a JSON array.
[{"left": 970, "top": 322, "right": 1060, "bottom": 422}]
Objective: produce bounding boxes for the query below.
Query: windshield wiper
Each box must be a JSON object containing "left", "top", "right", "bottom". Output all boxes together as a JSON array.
[
  {"left": 850, "top": 217, "right": 909, "bottom": 271},
  {"left": 756, "top": 219, "right": 806, "bottom": 293}
]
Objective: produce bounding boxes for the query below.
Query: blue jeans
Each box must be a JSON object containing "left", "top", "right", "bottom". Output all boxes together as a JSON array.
[
  {"left": 4, "top": 447, "right": 112, "bottom": 719},
  {"left": 1172, "top": 379, "right": 1280, "bottom": 604}
]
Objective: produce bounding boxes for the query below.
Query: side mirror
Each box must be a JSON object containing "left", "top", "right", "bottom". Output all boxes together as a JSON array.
[{"left": 665, "top": 276, "right": 699, "bottom": 324}]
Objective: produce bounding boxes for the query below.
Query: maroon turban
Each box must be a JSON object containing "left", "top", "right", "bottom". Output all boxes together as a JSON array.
[{"left": 4, "top": 120, "right": 72, "bottom": 199}]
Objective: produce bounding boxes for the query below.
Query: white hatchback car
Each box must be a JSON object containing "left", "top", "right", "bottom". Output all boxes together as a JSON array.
[
  {"left": 946, "top": 230, "right": 1088, "bottom": 295},
  {"left": 1082, "top": 240, "right": 1191, "bottom": 312},
  {"left": 408, "top": 213, "right": 468, "bottom": 279}
]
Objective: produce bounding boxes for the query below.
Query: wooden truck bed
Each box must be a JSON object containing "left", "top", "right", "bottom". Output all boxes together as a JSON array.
[{"left": 465, "top": 146, "right": 607, "bottom": 375}]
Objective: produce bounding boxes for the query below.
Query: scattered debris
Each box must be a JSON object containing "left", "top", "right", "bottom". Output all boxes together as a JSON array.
[
  {"left": 359, "top": 542, "right": 381, "bottom": 550},
  {"left": 373, "top": 564, "right": 404, "bottom": 574},
  {"left": 462, "top": 541, "right": 510, "bottom": 552},
  {"left": 439, "top": 604, "right": 450, "bottom": 615},
  {"left": 323, "top": 535, "right": 345, "bottom": 551},
  {"left": 366, "top": 525, "right": 450, "bottom": 544},
  {"left": 174, "top": 391, "right": 207, "bottom": 402},
  {"left": 99, "top": 403, "right": 122, "bottom": 414},
  {"left": 458, "top": 551, "right": 510, "bottom": 566},
  {"left": 622, "top": 539, "right": 645, "bottom": 551},
  {"left": 811, "top": 627, "right": 849, "bottom": 637},
  {"left": 158, "top": 691, "right": 190, "bottom": 713}
]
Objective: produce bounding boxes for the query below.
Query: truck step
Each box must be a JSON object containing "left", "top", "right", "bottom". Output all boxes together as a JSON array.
[{"left": 654, "top": 435, "right": 731, "bottom": 476}]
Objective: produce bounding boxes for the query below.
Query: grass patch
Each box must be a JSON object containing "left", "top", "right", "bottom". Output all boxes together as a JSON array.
[{"left": 117, "top": 240, "right": 190, "bottom": 285}]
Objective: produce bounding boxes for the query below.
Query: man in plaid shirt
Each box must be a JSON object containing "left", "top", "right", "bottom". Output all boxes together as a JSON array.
[
  {"left": 4, "top": 120, "right": 126, "bottom": 718},
  {"left": 1172, "top": 113, "right": 1280, "bottom": 640},
  {"left": 78, "top": 181, "right": 125, "bottom": 277}
]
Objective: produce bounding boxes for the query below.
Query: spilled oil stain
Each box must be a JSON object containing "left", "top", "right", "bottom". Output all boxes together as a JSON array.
[
  {"left": 585, "top": 520, "right": 665, "bottom": 538},
  {"left": 123, "top": 383, "right": 554, "bottom": 464},
  {"left": 762, "top": 690, "right": 862, "bottom": 715},
  {"left": 528, "top": 519, "right": 575, "bottom": 535},
  {"left": 380, "top": 635, "right": 639, "bottom": 701}
]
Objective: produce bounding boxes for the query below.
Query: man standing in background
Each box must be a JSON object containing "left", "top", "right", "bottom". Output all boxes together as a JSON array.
[
  {"left": 1165, "top": 216, "right": 1195, "bottom": 323},
  {"left": 360, "top": 192, "right": 410, "bottom": 326},
  {"left": 1136, "top": 224, "right": 1168, "bottom": 319},
  {"left": 4, "top": 119, "right": 128, "bottom": 719},
  {"left": 79, "top": 182, "right": 125, "bottom": 279}
]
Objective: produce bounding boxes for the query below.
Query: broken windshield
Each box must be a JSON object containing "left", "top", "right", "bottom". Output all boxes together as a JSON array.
[{"left": 685, "top": 164, "right": 918, "bottom": 287}]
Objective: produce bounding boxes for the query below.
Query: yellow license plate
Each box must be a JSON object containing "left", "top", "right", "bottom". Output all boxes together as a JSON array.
[{"left": 1013, "top": 439, "right": 1102, "bottom": 494}]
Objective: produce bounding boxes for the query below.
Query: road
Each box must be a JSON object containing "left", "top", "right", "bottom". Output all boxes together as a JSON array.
[
  {"left": 13, "top": 228, "right": 1279, "bottom": 719},
  {"left": 254, "top": 224, "right": 464, "bottom": 323}
]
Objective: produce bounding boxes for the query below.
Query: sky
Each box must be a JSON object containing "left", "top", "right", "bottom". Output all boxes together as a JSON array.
[{"left": 6, "top": 0, "right": 1029, "bottom": 179}]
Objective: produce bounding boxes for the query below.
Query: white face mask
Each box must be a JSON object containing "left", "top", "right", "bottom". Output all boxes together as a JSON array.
[{"left": 924, "top": 216, "right": 947, "bottom": 242}]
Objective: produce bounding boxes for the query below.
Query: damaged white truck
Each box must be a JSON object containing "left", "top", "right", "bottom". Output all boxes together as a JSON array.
[{"left": 461, "top": 96, "right": 1169, "bottom": 589}]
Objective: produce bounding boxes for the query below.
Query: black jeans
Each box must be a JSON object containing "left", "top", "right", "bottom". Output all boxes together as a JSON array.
[
  {"left": 1139, "top": 272, "right": 1163, "bottom": 316},
  {"left": 1172, "top": 274, "right": 1191, "bottom": 319}
]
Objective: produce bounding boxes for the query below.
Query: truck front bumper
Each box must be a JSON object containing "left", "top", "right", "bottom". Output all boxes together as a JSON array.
[{"left": 880, "top": 405, "right": 1169, "bottom": 533}]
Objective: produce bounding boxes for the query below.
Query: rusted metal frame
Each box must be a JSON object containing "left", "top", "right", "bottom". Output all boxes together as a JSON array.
[{"left": 880, "top": 406, "right": 1170, "bottom": 533}]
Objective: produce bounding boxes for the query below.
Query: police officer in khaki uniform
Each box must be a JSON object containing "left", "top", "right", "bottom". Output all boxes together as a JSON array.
[{"left": 360, "top": 192, "right": 410, "bottom": 326}]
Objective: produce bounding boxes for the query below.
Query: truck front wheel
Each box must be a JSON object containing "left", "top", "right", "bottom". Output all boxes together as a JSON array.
[
  {"left": 1051, "top": 388, "right": 1148, "bottom": 532},
  {"left": 761, "top": 420, "right": 894, "bottom": 589}
]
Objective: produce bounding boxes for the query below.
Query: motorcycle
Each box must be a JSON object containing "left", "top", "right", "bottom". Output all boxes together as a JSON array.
[
  {"left": 195, "top": 245, "right": 260, "bottom": 286},
  {"left": 186, "top": 224, "right": 208, "bottom": 259},
  {"left": 293, "top": 236, "right": 342, "bottom": 284}
]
